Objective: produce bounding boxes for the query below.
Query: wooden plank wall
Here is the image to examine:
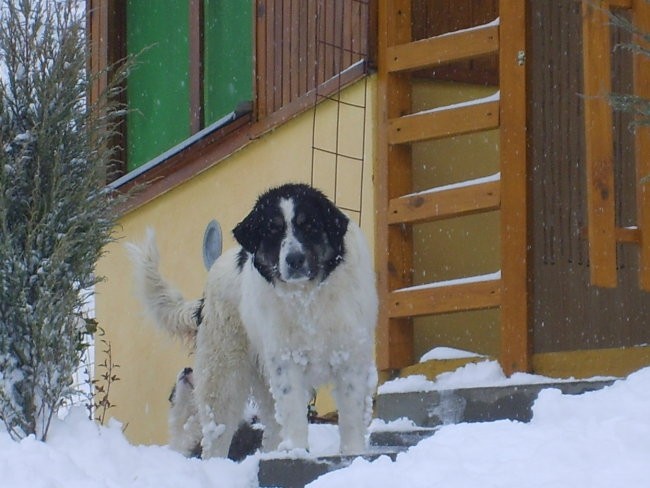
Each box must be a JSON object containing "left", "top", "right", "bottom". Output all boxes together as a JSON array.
[
  {"left": 255, "top": 0, "right": 369, "bottom": 119},
  {"left": 530, "top": 1, "right": 650, "bottom": 353},
  {"left": 411, "top": 0, "right": 498, "bottom": 85}
]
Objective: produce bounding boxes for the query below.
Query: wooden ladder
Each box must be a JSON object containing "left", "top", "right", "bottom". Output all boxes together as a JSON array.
[{"left": 375, "top": 1, "right": 529, "bottom": 376}]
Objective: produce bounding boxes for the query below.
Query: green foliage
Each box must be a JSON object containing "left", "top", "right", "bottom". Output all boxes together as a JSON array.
[
  {"left": 0, "top": 0, "right": 125, "bottom": 440},
  {"left": 609, "top": 4, "right": 650, "bottom": 128}
]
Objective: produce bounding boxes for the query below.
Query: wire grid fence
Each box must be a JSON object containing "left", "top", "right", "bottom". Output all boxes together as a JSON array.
[{"left": 310, "top": 0, "right": 371, "bottom": 227}]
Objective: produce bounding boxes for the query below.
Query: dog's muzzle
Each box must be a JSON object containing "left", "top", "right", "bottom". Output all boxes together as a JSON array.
[{"left": 281, "top": 251, "right": 312, "bottom": 282}]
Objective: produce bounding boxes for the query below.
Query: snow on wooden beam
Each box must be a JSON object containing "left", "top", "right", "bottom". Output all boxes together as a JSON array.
[
  {"left": 386, "top": 20, "right": 499, "bottom": 73},
  {"left": 388, "top": 175, "right": 501, "bottom": 225},
  {"left": 388, "top": 273, "right": 502, "bottom": 318},
  {"left": 388, "top": 97, "right": 499, "bottom": 144}
]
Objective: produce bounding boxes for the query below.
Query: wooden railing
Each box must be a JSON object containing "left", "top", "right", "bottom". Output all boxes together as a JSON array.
[
  {"left": 582, "top": 0, "right": 650, "bottom": 290},
  {"left": 375, "top": 0, "right": 650, "bottom": 377}
]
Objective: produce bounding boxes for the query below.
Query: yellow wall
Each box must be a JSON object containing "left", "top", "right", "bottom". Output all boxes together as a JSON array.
[
  {"left": 410, "top": 80, "right": 501, "bottom": 361},
  {"left": 95, "top": 77, "right": 376, "bottom": 445}
]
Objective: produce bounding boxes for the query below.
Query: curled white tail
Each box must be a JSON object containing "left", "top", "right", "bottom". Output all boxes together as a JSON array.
[{"left": 126, "top": 228, "right": 201, "bottom": 345}]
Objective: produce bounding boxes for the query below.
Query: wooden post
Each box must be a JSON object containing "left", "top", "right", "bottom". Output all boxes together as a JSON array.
[
  {"left": 87, "top": 0, "right": 126, "bottom": 179},
  {"left": 582, "top": 0, "right": 618, "bottom": 288},
  {"left": 189, "top": 0, "right": 204, "bottom": 134},
  {"left": 633, "top": 0, "right": 650, "bottom": 290},
  {"left": 88, "top": 0, "right": 109, "bottom": 110},
  {"left": 375, "top": 0, "right": 414, "bottom": 371},
  {"left": 499, "top": 0, "right": 532, "bottom": 375}
]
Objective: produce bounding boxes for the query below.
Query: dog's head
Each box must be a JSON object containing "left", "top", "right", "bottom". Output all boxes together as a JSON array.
[
  {"left": 233, "top": 183, "right": 349, "bottom": 285},
  {"left": 169, "top": 367, "right": 195, "bottom": 404}
]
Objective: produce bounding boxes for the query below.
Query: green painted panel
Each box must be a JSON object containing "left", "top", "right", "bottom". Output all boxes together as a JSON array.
[
  {"left": 203, "top": 0, "right": 253, "bottom": 126},
  {"left": 126, "top": 1, "right": 190, "bottom": 171}
]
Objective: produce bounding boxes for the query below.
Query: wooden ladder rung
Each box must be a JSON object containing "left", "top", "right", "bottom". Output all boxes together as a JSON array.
[
  {"left": 388, "top": 99, "right": 499, "bottom": 145},
  {"left": 388, "top": 177, "right": 500, "bottom": 225},
  {"left": 386, "top": 22, "right": 499, "bottom": 73},
  {"left": 388, "top": 275, "right": 502, "bottom": 318}
]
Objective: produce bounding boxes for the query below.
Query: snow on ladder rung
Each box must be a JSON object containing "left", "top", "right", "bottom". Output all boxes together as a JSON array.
[
  {"left": 388, "top": 272, "right": 502, "bottom": 318},
  {"left": 386, "top": 19, "right": 500, "bottom": 73},
  {"left": 388, "top": 92, "right": 500, "bottom": 145},
  {"left": 388, "top": 173, "right": 501, "bottom": 225}
]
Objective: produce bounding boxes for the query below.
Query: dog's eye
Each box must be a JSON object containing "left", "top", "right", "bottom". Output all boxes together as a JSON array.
[
  {"left": 296, "top": 212, "right": 307, "bottom": 226},
  {"left": 297, "top": 215, "right": 322, "bottom": 235}
]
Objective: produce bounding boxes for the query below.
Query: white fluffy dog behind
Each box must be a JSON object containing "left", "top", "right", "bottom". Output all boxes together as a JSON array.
[
  {"left": 168, "top": 367, "right": 202, "bottom": 457},
  {"left": 127, "top": 233, "right": 280, "bottom": 459}
]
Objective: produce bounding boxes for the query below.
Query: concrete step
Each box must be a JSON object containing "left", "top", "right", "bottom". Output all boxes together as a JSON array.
[
  {"left": 257, "top": 449, "right": 402, "bottom": 488},
  {"left": 256, "top": 379, "right": 615, "bottom": 487},
  {"left": 369, "top": 426, "right": 438, "bottom": 449},
  {"left": 376, "top": 379, "right": 615, "bottom": 427}
]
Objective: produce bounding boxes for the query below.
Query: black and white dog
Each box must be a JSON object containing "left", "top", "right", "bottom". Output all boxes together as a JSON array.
[{"left": 129, "top": 183, "right": 378, "bottom": 458}]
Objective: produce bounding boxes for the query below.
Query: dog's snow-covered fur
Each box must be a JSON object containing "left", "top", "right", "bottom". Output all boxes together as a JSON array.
[{"left": 128, "top": 183, "right": 378, "bottom": 457}]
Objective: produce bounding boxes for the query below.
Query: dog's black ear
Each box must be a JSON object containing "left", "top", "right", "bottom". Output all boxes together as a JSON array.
[{"left": 233, "top": 207, "right": 262, "bottom": 254}]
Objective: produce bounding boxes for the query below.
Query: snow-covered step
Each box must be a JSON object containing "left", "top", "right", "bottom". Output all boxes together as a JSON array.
[
  {"left": 255, "top": 379, "right": 615, "bottom": 486},
  {"left": 375, "top": 379, "right": 615, "bottom": 428},
  {"left": 386, "top": 19, "right": 499, "bottom": 73}
]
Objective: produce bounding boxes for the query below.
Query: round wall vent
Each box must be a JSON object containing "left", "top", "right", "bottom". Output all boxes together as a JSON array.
[{"left": 202, "top": 219, "right": 223, "bottom": 270}]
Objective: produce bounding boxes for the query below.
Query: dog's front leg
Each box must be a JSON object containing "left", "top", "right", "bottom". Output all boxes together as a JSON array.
[
  {"left": 332, "top": 361, "right": 377, "bottom": 455},
  {"left": 251, "top": 373, "right": 282, "bottom": 452},
  {"left": 268, "top": 355, "right": 310, "bottom": 452}
]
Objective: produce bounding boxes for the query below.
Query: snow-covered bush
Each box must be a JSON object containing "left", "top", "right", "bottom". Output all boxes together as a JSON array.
[{"left": 0, "top": 0, "right": 124, "bottom": 440}]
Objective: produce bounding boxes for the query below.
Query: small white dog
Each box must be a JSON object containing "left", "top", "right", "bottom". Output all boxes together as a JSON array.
[{"left": 129, "top": 183, "right": 378, "bottom": 457}]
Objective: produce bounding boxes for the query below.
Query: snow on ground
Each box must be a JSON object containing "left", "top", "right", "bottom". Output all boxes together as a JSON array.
[
  {"left": 1, "top": 362, "right": 649, "bottom": 487},
  {"left": 313, "top": 366, "right": 650, "bottom": 488}
]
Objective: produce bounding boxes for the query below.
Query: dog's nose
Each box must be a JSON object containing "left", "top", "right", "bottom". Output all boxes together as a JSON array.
[{"left": 286, "top": 252, "right": 306, "bottom": 271}]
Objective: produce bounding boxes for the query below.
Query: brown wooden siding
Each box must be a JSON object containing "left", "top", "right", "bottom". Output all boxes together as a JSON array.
[
  {"left": 411, "top": 0, "right": 498, "bottom": 86},
  {"left": 255, "top": 0, "right": 370, "bottom": 119},
  {"left": 529, "top": 1, "right": 650, "bottom": 353}
]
